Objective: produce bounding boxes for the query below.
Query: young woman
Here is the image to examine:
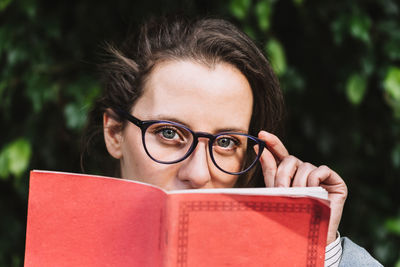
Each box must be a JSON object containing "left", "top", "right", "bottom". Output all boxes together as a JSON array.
[{"left": 86, "top": 16, "right": 382, "bottom": 266}]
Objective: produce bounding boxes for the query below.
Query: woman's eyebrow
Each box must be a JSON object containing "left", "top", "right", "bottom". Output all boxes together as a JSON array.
[
  {"left": 151, "top": 115, "right": 191, "bottom": 128},
  {"left": 151, "top": 115, "right": 248, "bottom": 134},
  {"left": 214, "top": 128, "right": 249, "bottom": 134}
]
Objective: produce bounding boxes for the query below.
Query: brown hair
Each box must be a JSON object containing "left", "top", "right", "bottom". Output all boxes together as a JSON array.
[{"left": 83, "top": 16, "right": 285, "bottom": 187}]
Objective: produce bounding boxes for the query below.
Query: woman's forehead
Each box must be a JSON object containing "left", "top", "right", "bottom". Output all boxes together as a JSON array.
[{"left": 131, "top": 60, "right": 254, "bottom": 132}]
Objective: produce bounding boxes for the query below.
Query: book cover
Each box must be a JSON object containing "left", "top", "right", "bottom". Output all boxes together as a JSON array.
[{"left": 24, "top": 170, "right": 330, "bottom": 267}]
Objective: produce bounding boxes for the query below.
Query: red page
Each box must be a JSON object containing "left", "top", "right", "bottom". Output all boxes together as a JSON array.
[
  {"left": 25, "top": 171, "right": 167, "bottom": 267},
  {"left": 166, "top": 193, "right": 330, "bottom": 267}
]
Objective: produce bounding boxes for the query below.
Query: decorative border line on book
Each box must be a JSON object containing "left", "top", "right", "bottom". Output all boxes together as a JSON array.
[{"left": 176, "top": 201, "right": 322, "bottom": 267}]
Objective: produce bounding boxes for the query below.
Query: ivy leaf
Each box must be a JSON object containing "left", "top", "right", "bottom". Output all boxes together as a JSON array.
[
  {"left": 384, "top": 67, "right": 400, "bottom": 102},
  {"left": 0, "top": 138, "right": 32, "bottom": 179},
  {"left": 346, "top": 73, "right": 367, "bottom": 105},
  {"left": 64, "top": 103, "right": 88, "bottom": 130},
  {"left": 0, "top": 150, "right": 9, "bottom": 179},
  {"left": 243, "top": 25, "right": 256, "bottom": 39},
  {"left": 349, "top": 13, "right": 371, "bottom": 43},
  {"left": 255, "top": 0, "right": 271, "bottom": 32},
  {"left": 385, "top": 39, "right": 400, "bottom": 61},
  {"left": 8, "top": 139, "right": 32, "bottom": 178},
  {"left": 0, "top": 0, "right": 12, "bottom": 12},
  {"left": 392, "top": 143, "right": 400, "bottom": 168},
  {"left": 385, "top": 217, "right": 400, "bottom": 236},
  {"left": 229, "top": 0, "right": 251, "bottom": 20},
  {"left": 383, "top": 66, "right": 400, "bottom": 118},
  {"left": 331, "top": 15, "right": 347, "bottom": 45},
  {"left": 20, "top": 0, "right": 36, "bottom": 18},
  {"left": 293, "top": 0, "right": 303, "bottom": 6},
  {"left": 265, "top": 39, "right": 287, "bottom": 76}
]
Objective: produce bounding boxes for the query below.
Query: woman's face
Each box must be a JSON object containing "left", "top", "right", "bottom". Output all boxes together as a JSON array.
[{"left": 104, "top": 60, "right": 253, "bottom": 190}]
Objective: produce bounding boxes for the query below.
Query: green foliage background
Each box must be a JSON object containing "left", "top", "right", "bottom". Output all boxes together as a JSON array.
[{"left": 1, "top": 0, "right": 399, "bottom": 265}]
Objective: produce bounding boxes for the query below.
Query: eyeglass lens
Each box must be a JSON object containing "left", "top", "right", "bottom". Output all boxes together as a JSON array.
[{"left": 143, "top": 122, "right": 259, "bottom": 174}]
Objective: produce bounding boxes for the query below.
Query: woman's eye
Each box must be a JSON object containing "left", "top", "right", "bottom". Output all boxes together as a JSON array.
[
  {"left": 160, "top": 128, "right": 178, "bottom": 140},
  {"left": 216, "top": 137, "right": 237, "bottom": 149}
]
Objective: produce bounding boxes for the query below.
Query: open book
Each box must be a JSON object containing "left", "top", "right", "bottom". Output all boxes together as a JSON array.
[{"left": 24, "top": 170, "right": 330, "bottom": 267}]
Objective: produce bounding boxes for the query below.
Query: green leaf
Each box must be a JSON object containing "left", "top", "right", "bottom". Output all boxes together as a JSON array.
[
  {"left": 346, "top": 73, "right": 367, "bottom": 105},
  {"left": 281, "top": 67, "right": 305, "bottom": 93},
  {"left": 265, "top": 39, "right": 287, "bottom": 76},
  {"left": 349, "top": 13, "right": 371, "bottom": 43},
  {"left": 7, "top": 47, "right": 29, "bottom": 66},
  {"left": 383, "top": 67, "right": 400, "bottom": 118},
  {"left": 8, "top": 139, "right": 32, "bottom": 178},
  {"left": 385, "top": 217, "right": 400, "bottom": 235},
  {"left": 395, "top": 258, "right": 400, "bottom": 267},
  {"left": 243, "top": 25, "right": 256, "bottom": 39},
  {"left": 361, "top": 56, "right": 374, "bottom": 76},
  {"left": 385, "top": 39, "right": 400, "bottom": 61},
  {"left": 331, "top": 16, "right": 346, "bottom": 45},
  {"left": 384, "top": 67, "right": 400, "bottom": 102},
  {"left": 0, "top": 138, "right": 32, "bottom": 179},
  {"left": 0, "top": 0, "right": 12, "bottom": 11},
  {"left": 229, "top": 0, "right": 251, "bottom": 20},
  {"left": 392, "top": 143, "right": 400, "bottom": 168},
  {"left": 293, "top": 0, "right": 303, "bottom": 6},
  {"left": 64, "top": 103, "right": 88, "bottom": 130},
  {"left": 255, "top": 0, "right": 271, "bottom": 32},
  {"left": 0, "top": 149, "right": 10, "bottom": 179},
  {"left": 20, "top": 0, "right": 36, "bottom": 18},
  {"left": 24, "top": 69, "right": 60, "bottom": 113}
]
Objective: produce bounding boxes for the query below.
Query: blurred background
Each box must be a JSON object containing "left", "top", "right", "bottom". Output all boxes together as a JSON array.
[{"left": 1, "top": 0, "right": 399, "bottom": 266}]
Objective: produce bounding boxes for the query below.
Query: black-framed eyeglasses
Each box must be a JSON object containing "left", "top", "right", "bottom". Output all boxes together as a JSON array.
[{"left": 113, "top": 108, "right": 266, "bottom": 175}]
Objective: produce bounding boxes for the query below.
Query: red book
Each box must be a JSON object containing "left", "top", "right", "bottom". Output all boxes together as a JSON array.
[{"left": 24, "top": 170, "right": 330, "bottom": 266}]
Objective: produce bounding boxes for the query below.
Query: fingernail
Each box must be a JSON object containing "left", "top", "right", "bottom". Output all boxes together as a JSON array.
[{"left": 258, "top": 130, "right": 269, "bottom": 137}]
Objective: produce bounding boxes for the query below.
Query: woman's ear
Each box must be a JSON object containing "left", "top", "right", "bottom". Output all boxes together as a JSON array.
[{"left": 103, "top": 110, "right": 123, "bottom": 159}]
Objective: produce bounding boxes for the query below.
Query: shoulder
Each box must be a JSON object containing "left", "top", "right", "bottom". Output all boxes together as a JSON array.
[{"left": 339, "top": 237, "right": 383, "bottom": 267}]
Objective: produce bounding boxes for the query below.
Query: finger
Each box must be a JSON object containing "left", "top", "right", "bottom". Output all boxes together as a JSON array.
[
  {"left": 292, "top": 162, "right": 316, "bottom": 187},
  {"left": 254, "top": 145, "right": 277, "bottom": 187},
  {"left": 306, "top": 166, "right": 348, "bottom": 245},
  {"left": 307, "top": 166, "right": 348, "bottom": 200},
  {"left": 307, "top": 165, "right": 341, "bottom": 187},
  {"left": 275, "top": 155, "right": 301, "bottom": 187},
  {"left": 258, "top": 131, "right": 289, "bottom": 161},
  {"left": 307, "top": 165, "right": 330, "bottom": 187}
]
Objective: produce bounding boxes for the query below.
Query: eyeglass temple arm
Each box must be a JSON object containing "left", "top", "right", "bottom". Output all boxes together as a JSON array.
[{"left": 113, "top": 108, "right": 142, "bottom": 127}]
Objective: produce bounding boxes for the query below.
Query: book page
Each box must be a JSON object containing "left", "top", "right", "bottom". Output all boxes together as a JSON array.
[
  {"left": 166, "top": 193, "right": 330, "bottom": 267},
  {"left": 170, "top": 186, "right": 329, "bottom": 200},
  {"left": 25, "top": 171, "right": 167, "bottom": 267}
]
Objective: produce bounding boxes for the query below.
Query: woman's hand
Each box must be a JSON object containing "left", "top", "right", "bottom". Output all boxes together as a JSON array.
[{"left": 257, "top": 131, "right": 348, "bottom": 245}]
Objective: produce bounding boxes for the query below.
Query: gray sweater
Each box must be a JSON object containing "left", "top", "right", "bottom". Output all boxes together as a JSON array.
[{"left": 340, "top": 237, "right": 383, "bottom": 266}]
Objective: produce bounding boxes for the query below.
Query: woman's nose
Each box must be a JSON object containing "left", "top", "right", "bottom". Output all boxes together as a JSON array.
[{"left": 176, "top": 140, "right": 212, "bottom": 188}]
